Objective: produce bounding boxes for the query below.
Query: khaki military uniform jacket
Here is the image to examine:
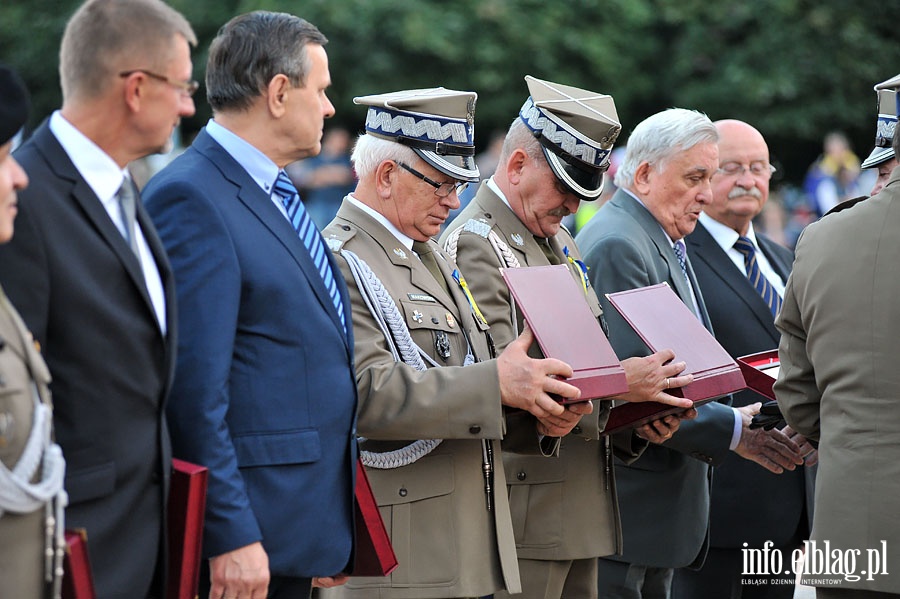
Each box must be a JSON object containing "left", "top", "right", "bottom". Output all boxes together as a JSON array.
[
  {"left": 0, "top": 287, "right": 54, "bottom": 598},
  {"left": 320, "top": 198, "right": 524, "bottom": 598},
  {"left": 775, "top": 170, "right": 900, "bottom": 593},
  {"left": 441, "top": 183, "right": 641, "bottom": 561}
]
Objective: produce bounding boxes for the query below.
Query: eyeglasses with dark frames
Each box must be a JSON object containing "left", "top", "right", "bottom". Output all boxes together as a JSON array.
[
  {"left": 396, "top": 161, "right": 468, "bottom": 198},
  {"left": 119, "top": 69, "right": 200, "bottom": 97}
]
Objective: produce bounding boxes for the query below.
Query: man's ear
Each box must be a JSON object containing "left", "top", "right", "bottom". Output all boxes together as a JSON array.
[
  {"left": 266, "top": 74, "right": 292, "bottom": 118},
  {"left": 505, "top": 148, "right": 529, "bottom": 186},
  {"left": 374, "top": 160, "right": 396, "bottom": 199},
  {"left": 633, "top": 161, "right": 654, "bottom": 195}
]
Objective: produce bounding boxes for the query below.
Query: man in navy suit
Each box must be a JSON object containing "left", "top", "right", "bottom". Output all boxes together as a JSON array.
[
  {"left": 143, "top": 11, "right": 356, "bottom": 599},
  {"left": 673, "top": 119, "right": 816, "bottom": 599},
  {"left": 0, "top": 1, "right": 196, "bottom": 596}
]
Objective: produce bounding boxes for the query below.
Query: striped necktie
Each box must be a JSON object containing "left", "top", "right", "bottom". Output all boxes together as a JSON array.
[
  {"left": 273, "top": 171, "right": 346, "bottom": 333},
  {"left": 733, "top": 236, "right": 782, "bottom": 318},
  {"left": 672, "top": 240, "right": 691, "bottom": 286}
]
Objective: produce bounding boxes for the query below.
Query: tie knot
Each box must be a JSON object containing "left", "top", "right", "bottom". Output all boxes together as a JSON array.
[
  {"left": 733, "top": 236, "right": 756, "bottom": 258},
  {"left": 273, "top": 171, "right": 299, "bottom": 204}
]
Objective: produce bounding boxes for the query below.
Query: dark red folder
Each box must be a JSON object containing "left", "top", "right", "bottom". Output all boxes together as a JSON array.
[
  {"left": 167, "top": 459, "right": 209, "bottom": 599},
  {"left": 62, "top": 529, "right": 96, "bottom": 599},
  {"left": 737, "top": 350, "right": 780, "bottom": 401},
  {"left": 603, "top": 283, "right": 746, "bottom": 434},
  {"left": 349, "top": 458, "right": 399, "bottom": 577},
  {"left": 501, "top": 264, "right": 628, "bottom": 403}
]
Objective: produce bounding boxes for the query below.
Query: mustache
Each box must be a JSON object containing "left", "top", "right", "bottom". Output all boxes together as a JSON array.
[
  {"left": 548, "top": 206, "right": 571, "bottom": 217},
  {"left": 728, "top": 185, "right": 763, "bottom": 200}
]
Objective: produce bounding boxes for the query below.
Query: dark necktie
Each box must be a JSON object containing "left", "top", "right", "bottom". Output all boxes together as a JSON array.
[
  {"left": 413, "top": 240, "right": 450, "bottom": 295},
  {"left": 734, "top": 236, "right": 782, "bottom": 318},
  {"left": 535, "top": 237, "right": 561, "bottom": 265},
  {"left": 273, "top": 171, "right": 346, "bottom": 333},
  {"left": 116, "top": 178, "right": 140, "bottom": 258}
]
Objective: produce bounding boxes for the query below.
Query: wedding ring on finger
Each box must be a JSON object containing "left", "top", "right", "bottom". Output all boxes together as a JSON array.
[{"left": 664, "top": 377, "right": 670, "bottom": 390}]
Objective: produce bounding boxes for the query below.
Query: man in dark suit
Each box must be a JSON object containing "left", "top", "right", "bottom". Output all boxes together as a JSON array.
[
  {"left": 673, "top": 119, "right": 817, "bottom": 599},
  {"left": 576, "top": 109, "right": 804, "bottom": 599},
  {"left": 0, "top": 2, "right": 196, "bottom": 597},
  {"left": 143, "top": 12, "right": 357, "bottom": 599}
]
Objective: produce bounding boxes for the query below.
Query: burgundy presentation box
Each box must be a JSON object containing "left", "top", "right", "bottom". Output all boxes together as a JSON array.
[
  {"left": 736, "top": 350, "right": 780, "bottom": 401},
  {"left": 603, "top": 283, "right": 746, "bottom": 434},
  {"left": 167, "top": 459, "right": 209, "bottom": 599},
  {"left": 501, "top": 264, "right": 629, "bottom": 403},
  {"left": 62, "top": 529, "right": 96, "bottom": 599},
  {"left": 349, "top": 458, "right": 399, "bottom": 577}
]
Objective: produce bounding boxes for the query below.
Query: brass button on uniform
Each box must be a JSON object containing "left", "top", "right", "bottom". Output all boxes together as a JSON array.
[
  {"left": 469, "top": 425, "right": 481, "bottom": 434},
  {"left": 572, "top": 425, "right": 582, "bottom": 435},
  {"left": 398, "top": 487, "right": 408, "bottom": 497},
  {"left": 516, "top": 471, "right": 526, "bottom": 481}
]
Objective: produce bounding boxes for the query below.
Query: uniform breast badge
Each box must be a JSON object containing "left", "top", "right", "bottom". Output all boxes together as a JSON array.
[
  {"left": 412, "top": 310, "right": 424, "bottom": 323},
  {"left": 510, "top": 233, "right": 524, "bottom": 246},
  {"left": 434, "top": 331, "right": 452, "bottom": 361}
]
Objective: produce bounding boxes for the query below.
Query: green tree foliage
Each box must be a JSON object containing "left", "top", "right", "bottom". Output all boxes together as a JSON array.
[{"left": 2, "top": 0, "right": 900, "bottom": 183}]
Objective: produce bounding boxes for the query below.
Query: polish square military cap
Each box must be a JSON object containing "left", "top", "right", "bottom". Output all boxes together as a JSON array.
[
  {"left": 518, "top": 75, "right": 620, "bottom": 200},
  {"left": 861, "top": 74, "right": 899, "bottom": 169},
  {"left": 353, "top": 87, "right": 480, "bottom": 182}
]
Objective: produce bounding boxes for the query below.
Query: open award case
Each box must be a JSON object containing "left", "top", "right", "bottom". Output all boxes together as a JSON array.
[
  {"left": 602, "top": 283, "right": 746, "bottom": 434},
  {"left": 736, "top": 349, "right": 780, "bottom": 401},
  {"left": 501, "top": 264, "right": 628, "bottom": 403}
]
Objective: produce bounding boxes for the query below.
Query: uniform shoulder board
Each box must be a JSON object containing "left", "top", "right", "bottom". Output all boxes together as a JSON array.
[
  {"left": 823, "top": 195, "right": 867, "bottom": 217},
  {"left": 462, "top": 218, "right": 492, "bottom": 238},
  {"left": 324, "top": 224, "right": 357, "bottom": 252}
]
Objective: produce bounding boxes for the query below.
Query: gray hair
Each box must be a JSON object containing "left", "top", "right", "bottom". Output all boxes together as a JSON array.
[
  {"left": 498, "top": 117, "right": 544, "bottom": 165},
  {"left": 60, "top": 0, "right": 196, "bottom": 103},
  {"left": 207, "top": 11, "right": 327, "bottom": 112},
  {"left": 614, "top": 108, "right": 718, "bottom": 188},
  {"left": 351, "top": 134, "right": 418, "bottom": 180}
]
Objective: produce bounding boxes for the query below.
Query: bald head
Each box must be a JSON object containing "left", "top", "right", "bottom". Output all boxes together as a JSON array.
[{"left": 706, "top": 119, "right": 772, "bottom": 235}]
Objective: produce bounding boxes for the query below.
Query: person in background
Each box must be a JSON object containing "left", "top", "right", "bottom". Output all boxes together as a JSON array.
[
  {"left": 803, "top": 131, "right": 863, "bottom": 216},
  {"left": 286, "top": 126, "right": 356, "bottom": 228},
  {"left": 0, "top": 2, "right": 196, "bottom": 596},
  {"left": 674, "top": 119, "right": 817, "bottom": 599},
  {"left": 144, "top": 11, "right": 357, "bottom": 599}
]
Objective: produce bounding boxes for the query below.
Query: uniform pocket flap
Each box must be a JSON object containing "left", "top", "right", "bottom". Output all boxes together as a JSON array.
[
  {"left": 368, "top": 453, "right": 455, "bottom": 505},
  {"left": 233, "top": 429, "right": 321, "bottom": 467},
  {"left": 505, "top": 454, "right": 566, "bottom": 485}
]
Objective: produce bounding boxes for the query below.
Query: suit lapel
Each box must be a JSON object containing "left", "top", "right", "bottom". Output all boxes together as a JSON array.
[
  {"left": 687, "top": 222, "right": 779, "bottom": 339},
  {"left": 757, "top": 235, "right": 791, "bottom": 282},
  {"left": 34, "top": 125, "right": 161, "bottom": 331},
  {"left": 614, "top": 192, "right": 699, "bottom": 314},
  {"left": 194, "top": 131, "right": 347, "bottom": 341}
]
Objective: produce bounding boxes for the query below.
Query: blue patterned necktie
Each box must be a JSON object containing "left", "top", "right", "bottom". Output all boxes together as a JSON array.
[
  {"left": 273, "top": 171, "right": 346, "bottom": 333},
  {"left": 672, "top": 240, "right": 691, "bottom": 286},
  {"left": 733, "top": 236, "right": 782, "bottom": 319}
]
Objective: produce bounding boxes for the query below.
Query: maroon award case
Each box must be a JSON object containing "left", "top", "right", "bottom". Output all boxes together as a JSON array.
[
  {"left": 736, "top": 349, "right": 780, "bottom": 401},
  {"left": 349, "top": 458, "right": 399, "bottom": 577},
  {"left": 62, "top": 529, "right": 96, "bottom": 599},
  {"left": 603, "top": 283, "right": 746, "bottom": 434},
  {"left": 167, "top": 459, "right": 209, "bottom": 599},
  {"left": 501, "top": 264, "right": 628, "bottom": 403}
]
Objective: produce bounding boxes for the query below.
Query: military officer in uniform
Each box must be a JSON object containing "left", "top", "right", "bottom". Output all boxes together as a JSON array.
[
  {"left": 319, "top": 88, "right": 592, "bottom": 599},
  {"left": 441, "top": 77, "right": 695, "bottom": 599},
  {"left": 0, "top": 65, "right": 67, "bottom": 599}
]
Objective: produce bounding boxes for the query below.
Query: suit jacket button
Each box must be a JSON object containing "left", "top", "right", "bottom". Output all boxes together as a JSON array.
[
  {"left": 469, "top": 425, "right": 481, "bottom": 434},
  {"left": 572, "top": 425, "right": 582, "bottom": 435},
  {"left": 516, "top": 471, "right": 526, "bottom": 481},
  {"left": 398, "top": 487, "right": 408, "bottom": 497}
]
